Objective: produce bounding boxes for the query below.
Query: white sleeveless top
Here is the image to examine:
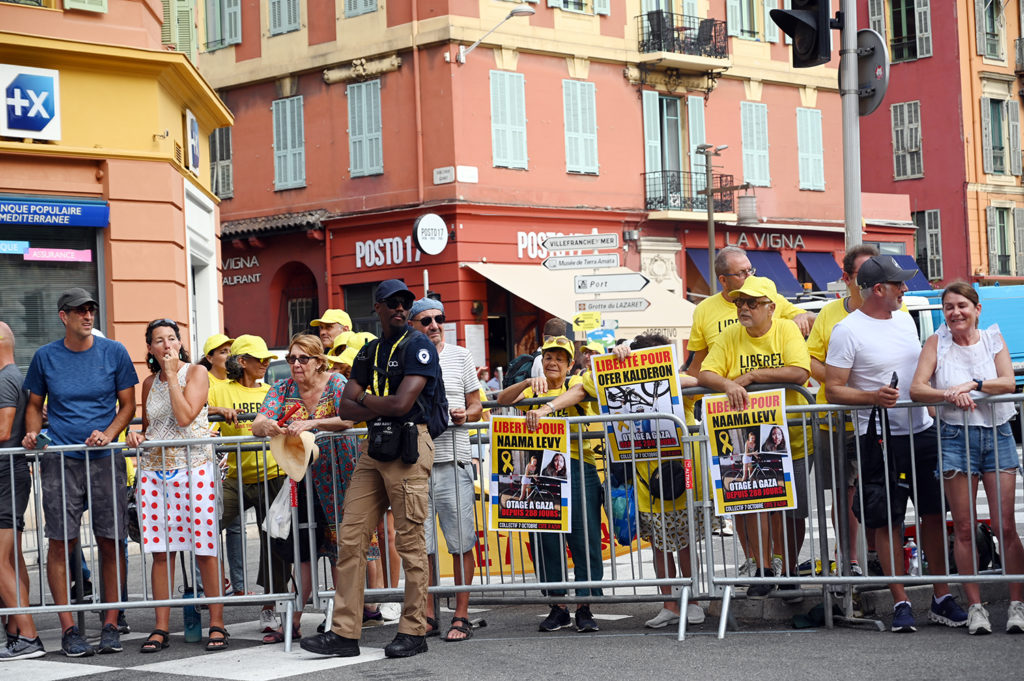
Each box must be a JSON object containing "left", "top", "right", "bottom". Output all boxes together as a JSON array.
[
  {"left": 933, "top": 324, "right": 1015, "bottom": 427},
  {"left": 142, "top": 364, "right": 213, "bottom": 470}
]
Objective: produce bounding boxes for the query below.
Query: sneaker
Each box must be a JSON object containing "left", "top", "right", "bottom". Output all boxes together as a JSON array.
[
  {"left": 746, "top": 570, "right": 776, "bottom": 599},
  {"left": 737, "top": 557, "right": 757, "bottom": 578},
  {"left": 117, "top": 612, "right": 130, "bottom": 634},
  {"left": 929, "top": 595, "right": 968, "bottom": 628},
  {"left": 259, "top": 608, "right": 279, "bottom": 633},
  {"left": 849, "top": 561, "right": 864, "bottom": 577},
  {"left": 686, "top": 603, "right": 706, "bottom": 625},
  {"left": 538, "top": 605, "right": 571, "bottom": 632},
  {"left": 967, "top": 604, "right": 992, "bottom": 635},
  {"left": 1006, "top": 600, "right": 1024, "bottom": 634},
  {"left": 61, "top": 626, "right": 94, "bottom": 657},
  {"left": 378, "top": 603, "right": 402, "bottom": 621},
  {"left": 574, "top": 605, "right": 599, "bottom": 633},
  {"left": 0, "top": 635, "right": 46, "bottom": 661},
  {"left": 97, "top": 623, "right": 122, "bottom": 654},
  {"left": 770, "top": 556, "right": 784, "bottom": 578},
  {"left": 299, "top": 630, "right": 360, "bottom": 657},
  {"left": 892, "top": 602, "right": 917, "bottom": 633},
  {"left": 644, "top": 608, "right": 679, "bottom": 629}
]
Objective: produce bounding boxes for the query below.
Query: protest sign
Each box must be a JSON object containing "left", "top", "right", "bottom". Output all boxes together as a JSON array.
[{"left": 489, "top": 415, "right": 571, "bottom": 532}]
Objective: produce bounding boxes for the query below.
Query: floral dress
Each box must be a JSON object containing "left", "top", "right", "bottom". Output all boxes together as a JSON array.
[{"left": 258, "top": 373, "right": 360, "bottom": 563}]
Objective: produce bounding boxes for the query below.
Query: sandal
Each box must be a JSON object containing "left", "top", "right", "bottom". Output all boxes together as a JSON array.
[
  {"left": 205, "top": 626, "right": 229, "bottom": 651},
  {"left": 140, "top": 629, "right": 170, "bottom": 653},
  {"left": 445, "top": 616, "right": 473, "bottom": 642},
  {"left": 426, "top": 616, "right": 440, "bottom": 638},
  {"left": 261, "top": 626, "right": 300, "bottom": 645}
]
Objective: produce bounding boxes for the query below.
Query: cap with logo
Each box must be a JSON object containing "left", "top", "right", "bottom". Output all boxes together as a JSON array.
[
  {"left": 374, "top": 279, "right": 414, "bottom": 307},
  {"left": 540, "top": 335, "right": 575, "bottom": 361},
  {"left": 727, "top": 275, "right": 776, "bottom": 301},
  {"left": 230, "top": 334, "right": 278, "bottom": 360},
  {"left": 203, "top": 333, "right": 235, "bottom": 357},
  {"left": 58, "top": 287, "right": 98, "bottom": 311},
  {"left": 310, "top": 309, "right": 352, "bottom": 329},
  {"left": 856, "top": 255, "right": 917, "bottom": 288}
]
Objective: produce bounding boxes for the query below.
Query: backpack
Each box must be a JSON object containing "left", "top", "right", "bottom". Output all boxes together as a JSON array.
[
  {"left": 503, "top": 351, "right": 539, "bottom": 388},
  {"left": 364, "top": 332, "right": 450, "bottom": 440}
]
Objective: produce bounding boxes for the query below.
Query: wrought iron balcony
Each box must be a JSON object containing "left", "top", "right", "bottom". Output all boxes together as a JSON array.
[
  {"left": 644, "top": 170, "right": 735, "bottom": 213},
  {"left": 637, "top": 11, "right": 728, "bottom": 60}
]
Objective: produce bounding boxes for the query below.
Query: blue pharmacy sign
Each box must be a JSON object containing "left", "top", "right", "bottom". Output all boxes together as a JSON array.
[
  {"left": 0, "top": 64, "right": 61, "bottom": 141},
  {"left": 0, "top": 196, "right": 109, "bottom": 227}
]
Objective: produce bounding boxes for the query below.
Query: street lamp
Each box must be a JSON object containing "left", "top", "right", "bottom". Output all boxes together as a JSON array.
[
  {"left": 456, "top": 6, "right": 535, "bottom": 64},
  {"left": 698, "top": 144, "right": 728, "bottom": 295}
]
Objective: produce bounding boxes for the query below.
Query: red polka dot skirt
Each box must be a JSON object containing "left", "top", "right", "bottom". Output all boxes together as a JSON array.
[{"left": 137, "top": 462, "right": 219, "bottom": 556}]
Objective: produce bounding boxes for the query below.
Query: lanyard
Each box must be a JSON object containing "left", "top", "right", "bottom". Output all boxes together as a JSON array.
[{"left": 370, "top": 331, "right": 408, "bottom": 397}]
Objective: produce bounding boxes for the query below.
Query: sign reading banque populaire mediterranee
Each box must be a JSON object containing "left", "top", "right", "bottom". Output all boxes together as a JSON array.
[
  {"left": 1, "top": 64, "right": 61, "bottom": 141},
  {"left": 0, "top": 197, "right": 110, "bottom": 227}
]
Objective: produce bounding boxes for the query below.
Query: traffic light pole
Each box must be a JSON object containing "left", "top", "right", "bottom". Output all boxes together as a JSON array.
[{"left": 839, "top": 0, "right": 862, "bottom": 247}]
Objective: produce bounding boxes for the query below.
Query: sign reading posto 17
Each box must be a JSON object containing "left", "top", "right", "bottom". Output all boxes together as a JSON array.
[{"left": 1, "top": 65, "right": 61, "bottom": 141}]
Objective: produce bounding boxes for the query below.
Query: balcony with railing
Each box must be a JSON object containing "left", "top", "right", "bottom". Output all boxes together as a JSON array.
[
  {"left": 636, "top": 11, "right": 729, "bottom": 70},
  {"left": 644, "top": 170, "right": 735, "bottom": 214}
]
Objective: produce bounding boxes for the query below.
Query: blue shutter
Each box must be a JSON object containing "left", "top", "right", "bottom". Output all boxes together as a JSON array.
[
  {"left": 764, "top": 0, "right": 779, "bottom": 42},
  {"left": 269, "top": 0, "right": 284, "bottom": 34},
  {"left": 642, "top": 90, "right": 662, "bottom": 175},
  {"left": 348, "top": 80, "right": 383, "bottom": 177},
  {"left": 687, "top": 95, "right": 706, "bottom": 204},
  {"left": 741, "top": 102, "right": 770, "bottom": 186},
  {"left": 272, "top": 99, "right": 289, "bottom": 189},
  {"left": 726, "top": 0, "right": 740, "bottom": 37},
  {"left": 284, "top": 0, "right": 300, "bottom": 31},
  {"left": 491, "top": 71, "right": 527, "bottom": 169},
  {"left": 564, "top": 80, "right": 598, "bottom": 174},
  {"left": 784, "top": 0, "right": 792, "bottom": 44},
  {"left": 288, "top": 96, "right": 305, "bottom": 186},
  {"left": 595, "top": 0, "right": 610, "bottom": 15},
  {"left": 797, "top": 108, "right": 824, "bottom": 190},
  {"left": 224, "top": 0, "right": 241, "bottom": 44}
]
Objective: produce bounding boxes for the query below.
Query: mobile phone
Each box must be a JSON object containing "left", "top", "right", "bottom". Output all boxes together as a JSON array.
[
  {"left": 36, "top": 432, "right": 52, "bottom": 449},
  {"left": 889, "top": 371, "right": 899, "bottom": 389}
]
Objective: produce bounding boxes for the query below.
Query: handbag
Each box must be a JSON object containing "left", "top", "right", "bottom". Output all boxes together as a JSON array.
[{"left": 640, "top": 459, "right": 687, "bottom": 500}]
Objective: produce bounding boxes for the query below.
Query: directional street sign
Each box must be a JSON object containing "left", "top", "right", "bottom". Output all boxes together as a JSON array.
[
  {"left": 542, "top": 253, "right": 620, "bottom": 270},
  {"left": 576, "top": 298, "right": 650, "bottom": 313},
  {"left": 542, "top": 233, "right": 619, "bottom": 251},
  {"left": 574, "top": 272, "right": 650, "bottom": 294},
  {"left": 572, "top": 311, "right": 602, "bottom": 332}
]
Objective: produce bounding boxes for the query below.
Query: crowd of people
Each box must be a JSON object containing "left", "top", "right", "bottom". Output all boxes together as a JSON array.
[{"left": 1, "top": 246, "right": 1024, "bottom": 662}]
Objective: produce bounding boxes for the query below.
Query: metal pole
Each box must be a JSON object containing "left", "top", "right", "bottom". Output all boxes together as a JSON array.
[
  {"left": 840, "top": 0, "right": 862, "bottom": 247},
  {"left": 705, "top": 149, "right": 717, "bottom": 294}
]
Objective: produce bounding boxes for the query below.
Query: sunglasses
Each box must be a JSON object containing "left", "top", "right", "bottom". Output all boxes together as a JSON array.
[
  {"left": 721, "top": 268, "right": 756, "bottom": 278},
  {"left": 147, "top": 318, "right": 177, "bottom": 329},
  {"left": 65, "top": 304, "right": 98, "bottom": 315},
  {"left": 417, "top": 314, "right": 445, "bottom": 327},
  {"left": 286, "top": 355, "right": 313, "bottom": 365},
  {"left": 546, "top": 336, "right": 572, "bottom": 348},
  {"left": 242, "top": 355, "right": 270, "bottom": 364},
  {"left": 383, "top": 296, "right": 411, "bottom": 310},
  {"left": 733, "top": 297, "right": 770, "bottom": 310}
]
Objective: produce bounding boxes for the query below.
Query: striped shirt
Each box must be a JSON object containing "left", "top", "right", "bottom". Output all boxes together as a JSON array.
[{"left": 433, "top": 343, "right": 481, "bottom": 463}]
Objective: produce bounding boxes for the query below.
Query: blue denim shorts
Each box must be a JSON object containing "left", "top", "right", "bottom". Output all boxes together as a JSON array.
[{"left": 938, "top": 422, "right": 1021, "bottom": 476}]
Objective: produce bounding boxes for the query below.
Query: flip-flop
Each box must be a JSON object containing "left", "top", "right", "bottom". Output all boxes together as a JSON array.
[
  {"left": 140, "top": 629, "right": 170, "bottom": 653},
  {"left": 426, "top": 616, "right": 440, "bottom": 637},
  {"left": 206, "top": 626, "right": 230, "bottom": 651},
  {"left": 261, "top": 626, "right": 300, "bottom": 645},
  {"left": 445, "top": 616, "right": 473, "bottom": 642}
]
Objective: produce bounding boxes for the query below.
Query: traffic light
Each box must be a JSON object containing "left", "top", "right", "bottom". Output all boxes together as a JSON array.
[{"left": 770, "top": 1, "right": 833, "bottom": 68}]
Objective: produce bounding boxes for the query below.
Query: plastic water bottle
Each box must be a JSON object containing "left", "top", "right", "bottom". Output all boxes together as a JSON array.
[
  {"left": 904, "top": 538, "right": 921, "bottom": 576},
  {"left": 183, "top": 591, "right": 202, "bottom": 642}
]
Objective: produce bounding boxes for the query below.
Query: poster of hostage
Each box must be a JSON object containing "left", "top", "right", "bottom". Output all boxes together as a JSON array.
[
  {"left": 489, "top": 415, "right": 571, "bottom": 533},
  {"left": 703, "top": 389, "right": 796, "bottom": 515},
  {"left": 591, "top": 344, "right": 688, "bottom": 462}
]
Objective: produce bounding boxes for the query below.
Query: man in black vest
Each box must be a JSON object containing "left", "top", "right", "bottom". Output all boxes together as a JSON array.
[{"left": 300, "top": 279, "right": 440, "bottom": 659}]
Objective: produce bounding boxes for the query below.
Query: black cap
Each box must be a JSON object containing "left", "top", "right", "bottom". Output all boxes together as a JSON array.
[
  {"left": 58, "top": 287, "right": 98, "bottom": 311},
  {"left": 856, "top": 255, "right": 917, "bottom": 288},
  {"left": 374, "top": 279, "right": 414, "bottom": 306}
]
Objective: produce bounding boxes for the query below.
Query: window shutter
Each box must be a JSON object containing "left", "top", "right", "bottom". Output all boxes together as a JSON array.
[
  {"left": 272, "top": 99, "right": 289, "bottom": 188},
  {"left": 925, "top": 210, "right": 941, "bottom": 279},
  {"left": 987, "top": 206, "right": 999, "bottom": 274},
  {"left": 270, "top": 0, "right": 284, "bottom": 34},
  {"left": 642, "top": 90, "right": 662, "bottom": 175},
  {"left": 975, "top": 0, "right": 985, "bottom": 56},
  {"left": 548, "top": 0, "right": 560, "bottom": 7},
  {"left": 225, "top": 0, "right": 241, "bottom": 44},
  {"left": 784, "top": 0, "right": 792, "bottom": 45},
  {"left": 915, "top": 0, "right": 932, "bottom": 58},
  {"left": 366, "top": 80, "right": 383, "bottom": 174},
  {"left": 176, "top": 1, "right": 196, "bottom": 61},
  {"left": 891, "top": 103, "right": 906, "bottom": 178},
  {"left": 868, "top": 0, "right": 885, "bottom": 36},
  {"left": 1015, "top": 208, "right": 1024, "bottom": 275},
  {"left": 906, "top": 100, "right": 922, "bottom": 176},
  {"left": 764, "top": 0, "right": 778, "bottom": 43},
  {"left": 64, "top": 0, "right": 108, "bottom": 12},
  {"left": 1007, "top": 100, "right": 1022, "bottom": 176},
  {"left": 981, "top": 98, "right": 994, "bottom": 174},
  {"left": 491, "top": 71, "right": 527, "bottom": 169},
  {"left": 741, "top": 102, "right": 755, "bottom": 184},
  {"left": 726, "top": 0, "right": 740, "bottom": 37},
  {"left": 742, "top": 102, "right": 770, "bottom": 186},
  {"left": 348, "top": 80, "right": 383, "bottom": 177},
  {"left": 205, "top": 0, "right": 222, "bottom": 48},
  {"left": 161, "top": 0, "right": 177, "bottom": 45},
  {"left": 285, "top": 0, "right": 300, "bottom": 31},
  {"left": 687, "top": 95, "right": 706, "bottom": 207},
  {"left": 682, "top": 0, "right": 698, "bottom": 17},
  {"left": 797, "top": 108, "right": 824, "bottom": 191},
  {"left": 580, "top": 82, "right": 598, "bottom": 173},
  {"left": 563, "top": 81, "right": 598, "bottom": 174},
  {"left": 491, "top": 72, "right": 509, "bottom": 167},
  {"left": 288, "top": 96, "right": 305, "bottom": 186},
  {"left": 563, "top": 81, "right": 580, "bottom": 172},
  {"left": 360, "top": 0, "right": 376, "bottom": 13},
  {"left": 797, "top": 109, "right": 810, "bottom": 189},
  {"left": 594, "top": 0, "right": 610, "bottom": 16}
]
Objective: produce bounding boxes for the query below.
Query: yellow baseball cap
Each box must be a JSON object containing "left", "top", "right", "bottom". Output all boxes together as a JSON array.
[
  {"left": 230, "top": 334, "right": 278, "bottom": 360},
  {"left": 583, "top": 342, "right": 604, "bottom": 354},
  {"left": 727, "top": 275, "right": 776, "bottom": 301},
  {"left": 540, "top": 335, "right": 574, "bottom": 361},
  {"left": 202, "top": 333, "right": 235, "bottom": 357},
  {"left": 310, "top": 309, "right": 352, "bottom": 328}
]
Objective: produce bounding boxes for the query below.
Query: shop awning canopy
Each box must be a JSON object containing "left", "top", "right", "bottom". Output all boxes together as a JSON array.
[
  {"left": 797, "top": 251, "right": 843, "bottom": 291},
  {"left": 463, "top": 262, "right": 695, "bottom": 342},
  {"left": 687, "top": 248, "right": 803, "bottom": 295},
  {"left": 892, "top": 254, "right": 933, "bottom": 291}
]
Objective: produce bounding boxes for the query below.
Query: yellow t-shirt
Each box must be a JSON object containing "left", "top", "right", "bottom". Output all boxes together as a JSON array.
[
  {"left": 517, "top": 375, "right": 598, "bottom": 467},
  {"left": 688, "top": 290, "right": 805, "bottom": 353},
  {"left": 702, "top": 319, "right": 811, "bottom": 460},
  {"left": 207, "top": 380, "right": 282, "bottom": 484}
]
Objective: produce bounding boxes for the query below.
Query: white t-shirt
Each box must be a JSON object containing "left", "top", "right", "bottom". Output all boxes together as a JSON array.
[
  {"left": 434, "top": 343, "right": 481, "bottom": 463},
  {"left": 826, "top": 309, "right": 932, "bottom": 436}
]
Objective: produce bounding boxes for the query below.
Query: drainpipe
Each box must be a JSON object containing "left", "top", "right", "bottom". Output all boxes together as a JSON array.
[{"left": 413, "top": 1, "right": 424, "bottom": 205}]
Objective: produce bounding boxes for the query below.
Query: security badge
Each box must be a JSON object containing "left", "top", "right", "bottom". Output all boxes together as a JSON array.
[{"left": 417, "top": 348, "right": 430, "bottom": 365}]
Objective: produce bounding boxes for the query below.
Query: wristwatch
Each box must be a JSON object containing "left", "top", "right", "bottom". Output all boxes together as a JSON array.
[
  {"left": 974, "top": 379, "right": 984, "bottom": 392},
  {"left": 357, "top": 391, "right": 367, "bottom": 406}
]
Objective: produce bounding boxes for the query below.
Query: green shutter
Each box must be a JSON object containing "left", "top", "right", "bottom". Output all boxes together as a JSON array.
[
  {"left": 891, "top": 102, "right": 907, "bottom": 178},
  {"left": 273, "top": 96, "right": 305, "bottom": 189},
  {"left": 563, "top": 80, "right": 598, "bottom": 174},
  {"left": 975, "top": 0, "right": 985, "bottom": 56},
  {"left": 273, "top": 99, "right": 288, "bottom": 188},
  {"left": 987, "top": 205, "right": 998, "bottom": 273},
  {"left": 726, "top": 0, "right": 740, "bottom": 37},
  {"left": 1015, "top": 208, "right": 1024, "bottom": 275},
  {"left": 742, "top": 102, "right": 769, "bottom": 186},
  {"left": 764, "top": 0, "right": 778, "bottom": 42},
  {"left": 348, "top": 80, "right": 383, "bottom": 177},
  {"left": 925, "top": 210, "right": 941, "bottom": 279},
  {"left": 491, "top": 71, "right": 527, "bottom": 169},
  {"left": 981, "top": 98, "right": 994, "bottom": 175},
  {"left": 64, "top": 0, "right": 108, "bottom": 13},
  {"left": 289, "top": 96, "right": 305, "bottom": 186},
  {"left": 176, "top": 1, "right": 196, "bottom": 61},
  {"left": 797, "top": 108, "right": 824, "bottom": 191},
  {"left": 161, "top": 0, "right": 177, "bottom": 46},
  {"left": 594, "top": 0, "right": 610, "bottom": 15},
  {"left": 225, "top": 0, "right": 241, "bottom": 44},
  {"left": 1007, "top": 100, "right": 1021, "bottom": 176},
  {"left": 687, "top": 95, "right": 706, "bottom": 204}
]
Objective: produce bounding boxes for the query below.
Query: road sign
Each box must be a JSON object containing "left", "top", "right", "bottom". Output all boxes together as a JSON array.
[
  {"left": 542, "top": 253, "right": 620, "bottom": 270},
  {"left": 856, "top": 28, "right": 890, "bottom": 117},
  {"left": 576, "top": 298, "right": 650, "bottom": 313},
  {"left": 574, "top": 272, "right": 650, "bottom": 294},
  {"left": 542, "top": 233, "right": 619, "bottom": 251},
  {"left": 572, "top": 311, "right": 602, "bottom": 332}
]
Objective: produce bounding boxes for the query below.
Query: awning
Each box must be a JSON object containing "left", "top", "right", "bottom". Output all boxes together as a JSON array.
[
  {"left": 462, "top": 262, "right": 695, "bottom": 341},
  {"left": 687, "top": 248, "right": 713, "bottom": 286},
  {"left": 892, "top": 254, "right": 933, "bottom": 291},
  {"left": 746, "top": 251, "right": 802, "bottom": 295},
  {"left": 797, "top": 251, "right": 843, "bottom": 291}
]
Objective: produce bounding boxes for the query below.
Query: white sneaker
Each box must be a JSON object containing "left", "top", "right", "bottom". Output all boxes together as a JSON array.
[
  {"left": 770, "top": 555, "right": 784, "bottom": 578},
  {"left": 644, "top": 608, "right": 680, "bottom": 629},
  {"left": 259, "top": 608, "right": 279, "bottom": 633},
  {"left": 737, "top": 557, "right": 757, "bottom": 578},
  {"left": 379, "top": 602, "right": 402, "bottom": 621},
  {"left": 1007, "top": 600, "right": 1024, "bottom": 634},
  {"left": 968, "top": 603, "right": 991, "bottom": 635},
  {"left": 686, "top": 603, "right": 706, "bottom": 625}
]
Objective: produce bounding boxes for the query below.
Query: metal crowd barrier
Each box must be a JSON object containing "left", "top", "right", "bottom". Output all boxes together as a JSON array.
[{"left": 3, "top": 388, "right": 1023, "bottom": 648}]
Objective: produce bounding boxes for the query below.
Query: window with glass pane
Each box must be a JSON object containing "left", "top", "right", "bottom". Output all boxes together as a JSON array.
[
  {"left": 995, "top": 207, "right": 1012, "bottom": 275},
  {"left": 991, "top": 99, "right": 1006, "bottom": 174},
  {"left": 344, "top": 282, "right": 382, "bottom": 337},
  {"left": 740, "top": 0, "right": 757, "bottom": 37},
  {"left": 984, "top": 0, "right": 1002, "bottom": 59},
  {"left": 889, "top": 0, "right": 918, "bottom": 62}
]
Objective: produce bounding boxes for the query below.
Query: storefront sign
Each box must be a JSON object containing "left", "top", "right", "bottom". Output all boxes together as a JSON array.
[
  {"left": 23, "top": 247, "right": 92, "bottom": 262},
  {"left": 223, "top": 255, "right": 262, "bottom": 286},
  {"left": 516, "top": 231, "right": 590, "bottom": 260},
  {"left": 724, "top": 231, "right": 805, "bottom": 250},
  {"left": 0, "top": 198, "right": 109, "bottom": 227},
  {"left": 412, "top": 213, "right": 448, "bottom": 256},
  {"left": 0, "top": 240, "right": 29, "bottom": 254},
  {"left": 0, "top": 64, "right": 61, "bottom": 141},
  {"left": 355, "top": 235, "right": 423, "bottom": 269}
]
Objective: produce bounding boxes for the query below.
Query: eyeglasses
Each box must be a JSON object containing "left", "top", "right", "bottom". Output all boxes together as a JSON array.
[
  {"left": 242, "top": 355, "right": 270, "bottom": 365},
  {"left": 286, "top": 355, "right": 312, "bottom": 365},
  {"left": 417, "top": 314, "right": 445, "bottom": 327},
  {"left": 383, "top": 296, "right": 411, "bottom": 310},
  {"left": 721, "top": 268, "right": 756, "bottom": 278},
  {"left": 733, "top": 297, "right": 770, "bottom": 310},
  {"left": 65, "top": 304, "right": 98, "bottom": 315}
]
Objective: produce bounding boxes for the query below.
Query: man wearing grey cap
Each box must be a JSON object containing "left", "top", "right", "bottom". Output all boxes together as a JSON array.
[
  {"left": 824, "top": 255, "right": 967, "bottom": 633},
  {"left": 409, "top": 297, "right": 482, "bottom": 641},
  {"left": 21, "top": 288, "right": 138, "bottom": 657}
]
